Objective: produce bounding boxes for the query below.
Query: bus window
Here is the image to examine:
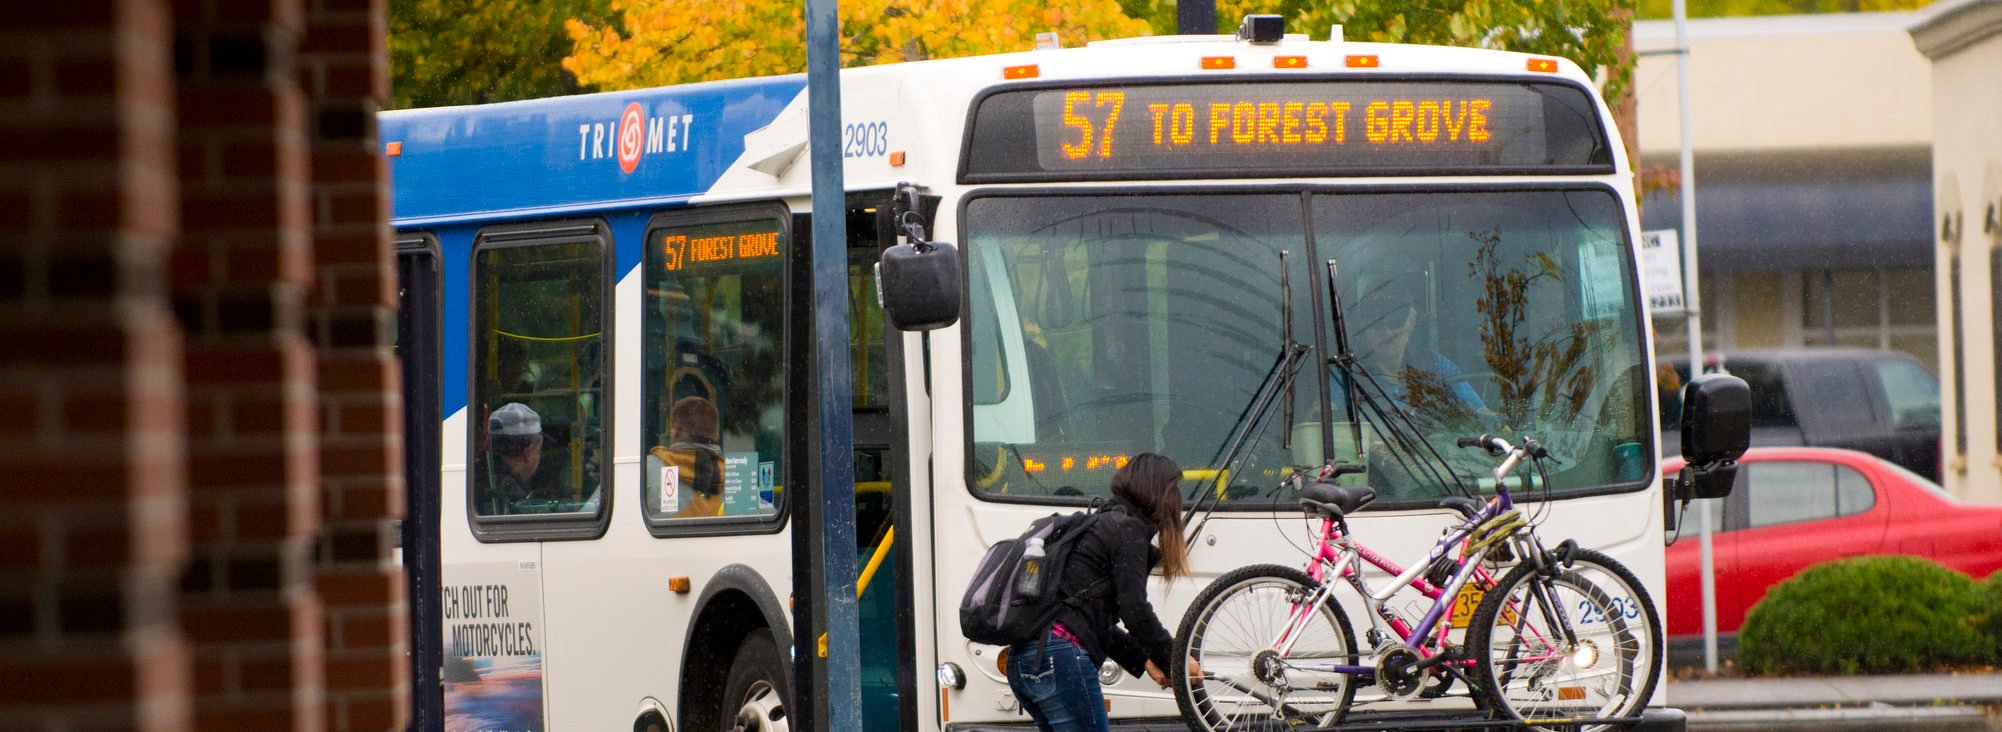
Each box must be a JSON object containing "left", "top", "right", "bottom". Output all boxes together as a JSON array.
[
  {"left": 470, "top": 227, "right": 608, "bottom": 524},
  {"left": 1313, "top": 189, "right": 1650, "bottom": 501},
  {"left": 641, "top": 209, "right": 788, "bottom": 528},
  {"left": 966, "top": 193, "right": 1316, "bottom": 504}
]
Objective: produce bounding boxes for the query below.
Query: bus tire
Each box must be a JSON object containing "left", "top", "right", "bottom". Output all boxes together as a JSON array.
[{"left": 722, "top": 629, "right": 790, "bottom": 732}]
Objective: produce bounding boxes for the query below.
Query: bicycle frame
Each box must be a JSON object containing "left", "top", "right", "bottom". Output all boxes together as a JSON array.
[{"left": 1272, "top": 446, "right": 1572, "bottom": 679}]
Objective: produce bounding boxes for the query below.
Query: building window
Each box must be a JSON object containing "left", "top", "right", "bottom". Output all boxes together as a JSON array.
[
  {"left": 1800, "top": 267, "right": 1937, "bottom": 372},
  {"left": 469, "top": 223, "right": 609, "bottom": 536},
  {"left": 641, "top": 208, "right": 788, "bottom": 530},
  {"left": 1950, "top": 250, "right": 1966, "bottom": 457}
]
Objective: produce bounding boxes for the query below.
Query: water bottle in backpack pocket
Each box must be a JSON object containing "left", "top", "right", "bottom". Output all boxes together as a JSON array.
[{"left": 959, "top": 510, "right": 1101, "bottom": 646}]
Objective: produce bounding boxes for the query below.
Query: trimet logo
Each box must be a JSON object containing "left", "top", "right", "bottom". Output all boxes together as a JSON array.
[{"left": 576, "top": 102, "right": 697, "bottom": 173}]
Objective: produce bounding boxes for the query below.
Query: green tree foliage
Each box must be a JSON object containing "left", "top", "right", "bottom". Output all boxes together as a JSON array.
[
  {"left": 563, "top": 0, "right": 1149, "bottom": 90},
  {"left": 1636, "top": 0, "right": 1932, "bottom": 21},
  {"left": 1212, "top": 0, "right": 1637, "bottom": 103},
  {"left": 1739, "top": 556, "right": 1992, "bottom": 675},
  {"left": 391, "top": 0, "right": 612, "bottom": 109}
]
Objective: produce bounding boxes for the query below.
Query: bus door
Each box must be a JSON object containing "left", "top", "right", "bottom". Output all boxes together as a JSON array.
[
  {"left": 843, "top": 192, "right": 920, "bottom": 732},
  {"left": 396, "top": 234, "right": 444, "bottom": 729}
]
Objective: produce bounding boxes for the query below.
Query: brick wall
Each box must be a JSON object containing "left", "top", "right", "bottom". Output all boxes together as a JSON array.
[
  {"left": 0, "top": 0, "right": 402, "bottom": 728},
  {"left": 302, "top": 0, "right": 409, "bottom": 728},
  {"left": 0, "top": 2, "right": 193, "bottom": 731},
  {"left": 172, "top": 0, "right": 328, "bottom": 725}
]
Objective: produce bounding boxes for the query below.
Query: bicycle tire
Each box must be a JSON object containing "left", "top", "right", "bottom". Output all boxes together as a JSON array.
[
  {"left": 1172, "top": 564, "right": 1359, "bottom": 732},
  {"left": 1466, "top": 550, "right": 1661, "bottom": 731}
]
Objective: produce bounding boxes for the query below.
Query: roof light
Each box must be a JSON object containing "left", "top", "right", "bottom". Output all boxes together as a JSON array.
[
  {"left": 1528, "top": 57, "right": 1560, "bottom": 73},
  {"left": 1035, "top": 31, "right": 1060, "bottom": 50},
  {"left": 385, "top": 141, "right": 403, "bottom": 157},
  {"left": 1345, "top": 54, "right": 1378, "bottom": 68},
  {"left": 1237, "top": 14, "right": 1285, "bottom": 43},
  {"left": 1003, "top": 64, "right": 1039, "bottom": 79},
  {"left": 1201, "top": 56, "right": 1236, "bottom": 70},
  {"left": 1273, "top": 56, "right": 1307, "bottom": 69}
]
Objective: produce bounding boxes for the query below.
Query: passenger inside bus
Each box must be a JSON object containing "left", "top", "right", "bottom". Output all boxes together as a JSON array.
[
  {"left": 650, "top": 395, "right": 727, "bottom": 518},
  {"left": 1342, "top": 273, "right": 1486, "bottom": 416},
  {"left": 484, "top": 402, "right": 549, "bottom": 514}
]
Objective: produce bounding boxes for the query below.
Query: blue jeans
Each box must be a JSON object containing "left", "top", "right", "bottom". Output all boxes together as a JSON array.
[{"left": 1007, "top": 630, "right": 1109, "bottom": 732}]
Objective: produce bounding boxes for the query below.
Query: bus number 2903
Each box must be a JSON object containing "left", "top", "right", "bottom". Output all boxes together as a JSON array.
[{"left": 844, "top": 121, "right": 888, "bottom": 159}]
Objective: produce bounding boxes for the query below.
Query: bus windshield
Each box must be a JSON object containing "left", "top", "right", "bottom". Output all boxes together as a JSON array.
[{"left": 966, "top": 189, "right": 1652, "bottom": 506}]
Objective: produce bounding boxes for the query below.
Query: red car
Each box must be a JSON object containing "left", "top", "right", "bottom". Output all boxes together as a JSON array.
[{"left": 1662, "top": 447, "right": 2002, "bottom": 649}]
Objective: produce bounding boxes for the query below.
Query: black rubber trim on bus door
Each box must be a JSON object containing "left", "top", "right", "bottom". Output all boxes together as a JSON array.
[
  {"left": 396, "top": 230, "right": 446, "bottom": 729},
  {"left": 637, "top": 202, "right": 795, "bottom": 539},
  {"left": 464, "top": 217, "right": 615, "bottom": 543}
]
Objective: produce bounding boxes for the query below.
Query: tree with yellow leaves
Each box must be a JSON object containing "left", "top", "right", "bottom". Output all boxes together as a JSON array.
[{"left": 563, "top": 0, "right": 1151, "bottom": 90}]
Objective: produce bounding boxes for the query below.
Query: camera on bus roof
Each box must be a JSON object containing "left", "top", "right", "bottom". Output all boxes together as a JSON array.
[{"left": 1238, "top": 14, "right": 1284, "bottom": 43}]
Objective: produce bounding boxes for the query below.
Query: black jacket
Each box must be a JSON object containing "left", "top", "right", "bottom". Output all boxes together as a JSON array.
[{"left": 1047, "top": 499, "right": 1176, "bottom": 676}]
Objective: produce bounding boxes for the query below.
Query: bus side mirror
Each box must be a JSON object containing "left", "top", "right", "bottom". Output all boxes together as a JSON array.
[
  {"left": 1674, "top": 373, "right": 1750, "bottom": 500},
  {"left": 878, "top": 241, "right": 961, "bottom": 331}
]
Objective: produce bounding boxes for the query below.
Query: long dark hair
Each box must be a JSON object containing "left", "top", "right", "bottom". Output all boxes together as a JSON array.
[{"left": 1110, "top": 452, "right": 1190, "bottom": 583}]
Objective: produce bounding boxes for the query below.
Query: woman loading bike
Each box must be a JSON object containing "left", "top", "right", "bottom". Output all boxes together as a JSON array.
[{"left": 1006, "top": 452, "right": 1202, "bottom": 732}]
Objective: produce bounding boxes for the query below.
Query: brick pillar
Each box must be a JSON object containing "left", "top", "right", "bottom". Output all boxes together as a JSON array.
[
  {"left": 171, "top": 0, "right": 327, "bottom": 728},
  {"left": 302, "top": 0, "right": 410, "bottom": 728},
  {"left": 0, "top": 2, "right": 193, "bottom": 731}
]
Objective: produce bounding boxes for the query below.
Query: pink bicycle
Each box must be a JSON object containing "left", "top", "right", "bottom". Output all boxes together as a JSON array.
[{"left": 1171, "top": 435, "right": 1662, "bottom": 731}]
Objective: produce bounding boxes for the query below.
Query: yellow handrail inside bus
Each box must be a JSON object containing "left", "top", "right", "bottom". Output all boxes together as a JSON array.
[
  {"left": 492, "top": 329, "right": 602, "bottom": 342},
  {"left": 857, "top": 526, "right": 895, "bottom": 598},
  {"left": 1184, "top": 468, "right": 1229, "bottom": 497}
]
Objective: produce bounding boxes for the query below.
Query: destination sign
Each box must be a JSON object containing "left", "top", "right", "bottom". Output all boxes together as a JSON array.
[
  {"left": 962, "top": 79, "right": 1610, "bottom": 181},
  {"left": 653, "top": 219, "right": 783, "bottom": 273}
]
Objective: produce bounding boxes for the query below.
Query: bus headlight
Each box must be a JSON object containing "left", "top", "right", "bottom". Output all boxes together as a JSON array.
[
  {"left": 937, "top": 662, "right": 967, "bottom": 690},
  {"left": 1098, "top": 659, "right": 1122, "bottom": 685}
]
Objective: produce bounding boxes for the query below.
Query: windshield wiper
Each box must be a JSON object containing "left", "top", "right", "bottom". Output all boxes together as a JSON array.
[
  {"left": 1183, "top": 252, "right": 1313, "bottom": 543},
  {"left": 1323, "top": 258, "right": 1473, "bottom": 500}
]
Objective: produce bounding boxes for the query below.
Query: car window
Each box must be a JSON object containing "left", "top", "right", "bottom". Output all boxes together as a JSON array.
[
  {"left": 1727, "top": 362, "right": 1796, "bottom": 428},
  {"left": 1745, "top": 460, "right": 1873, "bottom": 528},
  {"left": 1875, "top": 358, "right": 1941, "bottom": 429},
  {"left": 1789, "top": 361, "right": 1876, "bottom": 427}
]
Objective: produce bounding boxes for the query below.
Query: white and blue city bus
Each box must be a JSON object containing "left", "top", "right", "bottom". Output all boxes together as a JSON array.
[{"left": 388, "top": 18, "right": 1698, "bottom": 731}]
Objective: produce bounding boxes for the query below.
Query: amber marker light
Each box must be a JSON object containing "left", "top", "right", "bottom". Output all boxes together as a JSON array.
[
  {"left": 1273, "top": 56, "right": 1307, "bottom": 69},
  {"left": 889, "top": 151, "right": 906, "bottom": 166},
  {"left": 1003, "top": 64, "right": 1039, "bottom": 79},
  {"left": 668, "top": 577, "right": 691, "bottom": 594},
  {"left": 1201, "top": 56, "right": 1236, "bottom": 70},
  {"left": 1345, "top": 54, "right": 1379, "bottom": 68},
  {"left": 1528, "top": 57, "right": 1560, "bottom": 73},
  {"left": 385, "top": 141, "right": 403, "bottom": 156}
]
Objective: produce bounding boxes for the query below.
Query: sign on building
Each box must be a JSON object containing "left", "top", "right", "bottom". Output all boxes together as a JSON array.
[{"left": 1640, "top": 229, "right": 1687, "bottom": 315}]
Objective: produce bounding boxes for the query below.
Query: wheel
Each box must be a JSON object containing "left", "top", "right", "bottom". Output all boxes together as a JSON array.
[
  {"left": 722, "top": 629, "right": 790, "bottom": 732},
  {"left": 1466, "top": 549, "right": 1661, "bottom": 731},
  {"left": 1172, "top": 564, "right": 1358, "bottom": 732}
]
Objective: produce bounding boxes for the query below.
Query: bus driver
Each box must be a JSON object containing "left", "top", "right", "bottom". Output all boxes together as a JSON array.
[{"left": 650, "top": 396, "right": 728, "bottom": 518}]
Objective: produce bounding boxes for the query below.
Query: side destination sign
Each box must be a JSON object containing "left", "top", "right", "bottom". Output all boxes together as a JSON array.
[
  {"left": 962, "top": 78, "right": 1612, "bottom": 182},
  {"left": 384, "top": 75, "right": 807, "bottom": 225}
]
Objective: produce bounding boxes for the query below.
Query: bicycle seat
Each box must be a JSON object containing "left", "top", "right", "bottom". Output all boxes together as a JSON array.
[{"left": 1300, "top": 480, "right": 1375, "bottom": 517}]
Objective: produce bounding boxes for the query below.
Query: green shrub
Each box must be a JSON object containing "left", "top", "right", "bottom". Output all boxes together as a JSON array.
[
  {"left": 1738, "top": 556, "right": 1988, "bottom": 675},
  {"left": 1983, "top": 570, "right": 2002, "bottom": 661}
]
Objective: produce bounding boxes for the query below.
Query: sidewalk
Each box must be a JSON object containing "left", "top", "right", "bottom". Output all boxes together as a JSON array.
[{"left": 1668, "top": 672, "right": 2002, "bottom": 731}]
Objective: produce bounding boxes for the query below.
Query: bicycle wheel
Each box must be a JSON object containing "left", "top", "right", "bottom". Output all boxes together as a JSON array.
[
  {"left": 1172, "top": 564, "right": 1358, "bottom": 732},
  {"left": 1467, "top": 550, "right": 1661, "bottom": 731}
]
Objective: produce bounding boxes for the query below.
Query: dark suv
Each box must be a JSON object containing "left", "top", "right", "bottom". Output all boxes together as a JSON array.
[{"left": 1661, "top": 348, "right": 1942, "bottom": 481}]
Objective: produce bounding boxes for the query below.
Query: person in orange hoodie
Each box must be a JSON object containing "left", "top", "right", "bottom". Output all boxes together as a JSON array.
[{"left": 651, "top": 396, "right": 727, "bottom": 518}]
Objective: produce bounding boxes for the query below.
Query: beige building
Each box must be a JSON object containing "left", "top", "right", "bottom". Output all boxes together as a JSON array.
[
  {"left": 1634, "top": 13, "right": 1939, "bottom": 371},
  {"left": 1911, "top": 0, "right": 2002, "bottom": 502}
]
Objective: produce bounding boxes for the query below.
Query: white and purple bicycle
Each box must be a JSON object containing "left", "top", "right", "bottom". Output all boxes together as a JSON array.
[{"left": 1171, "top": 435, "right": 1662, "bottom": 732}]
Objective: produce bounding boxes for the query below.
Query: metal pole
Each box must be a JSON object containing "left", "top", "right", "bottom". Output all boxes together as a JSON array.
[
  {"left": 1671, "top": 0, "right": 1719, "bottom": 675},
  {"left": 802, "top": 0, "right": 861, "bottom": 727}
]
